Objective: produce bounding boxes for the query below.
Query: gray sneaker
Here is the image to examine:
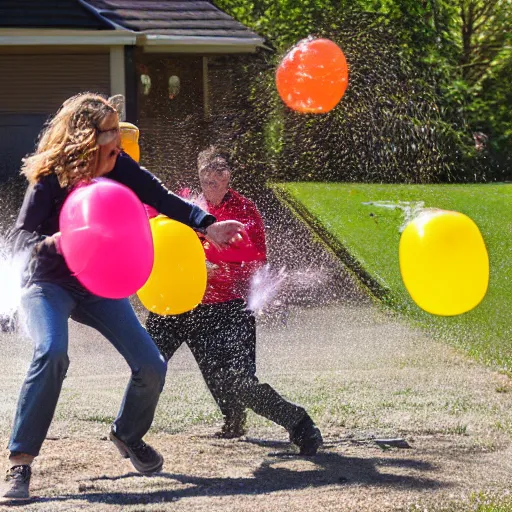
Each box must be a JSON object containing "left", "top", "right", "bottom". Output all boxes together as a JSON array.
[
  {"left": 3, "top": 465, "right": 31, "bottom": 500},
  {"left": 109, "top": 430, "right": 163, "bottom": 475}
]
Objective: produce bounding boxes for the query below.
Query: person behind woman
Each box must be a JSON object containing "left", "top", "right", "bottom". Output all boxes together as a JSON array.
[
  {"left": 146, "top": 147, "right": 323, "bottom": 454},
  {"left": 3, "top": 93, "right": 243, "bottom": 501}
]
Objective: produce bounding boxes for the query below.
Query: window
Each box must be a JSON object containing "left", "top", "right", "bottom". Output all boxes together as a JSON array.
[
  {"left": 140, "top": 74, "right": 151, "bottom": 96},
  {"left": 168, "top": 75, "right": 181, "bottom": 100}
]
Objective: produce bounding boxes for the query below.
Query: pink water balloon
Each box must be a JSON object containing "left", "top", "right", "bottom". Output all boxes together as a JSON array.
[{"left": 59, "top": 178, "right": 154, "bottom": 298}]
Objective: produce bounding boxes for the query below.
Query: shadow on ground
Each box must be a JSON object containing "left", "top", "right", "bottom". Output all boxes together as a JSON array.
[{"left": 6, "top": 449, "right": 446, "bottom": 507}]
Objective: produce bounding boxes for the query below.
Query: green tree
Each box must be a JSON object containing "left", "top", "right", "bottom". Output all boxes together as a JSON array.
[
  {"left": 212, "top": 0, "right": 512, "bottom": 181},
  {"left": 458, "top": 0, "right": 512, "bottom": 84}
]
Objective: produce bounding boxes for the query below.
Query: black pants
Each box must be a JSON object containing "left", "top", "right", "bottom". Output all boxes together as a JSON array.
[{"left": 146, "top": 299, "right": 306, "bottom": 431}]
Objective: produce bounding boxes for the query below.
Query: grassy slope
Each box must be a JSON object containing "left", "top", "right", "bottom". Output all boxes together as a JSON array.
[{"left": 274, "top": 183, "right": 512, "bottom": 369}]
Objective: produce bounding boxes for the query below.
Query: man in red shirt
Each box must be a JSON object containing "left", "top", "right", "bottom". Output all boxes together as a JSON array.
[{"left": 146, "top": 147, "right": 322, "bottom": 455}]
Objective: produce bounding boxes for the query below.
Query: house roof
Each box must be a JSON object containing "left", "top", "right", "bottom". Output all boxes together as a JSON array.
[
  {"left": 0, "top": 0, "right": 265, "bottom": 51},
  {"left": 0, "top": 0, "right": 114, "bottom": 30},
  {"left": 84, "top": 0, "right": 263, "bottom": 41}
]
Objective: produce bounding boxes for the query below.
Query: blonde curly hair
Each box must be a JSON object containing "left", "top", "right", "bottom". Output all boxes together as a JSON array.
[{"left": 22, "top": 93, "right": 119, "bottom": 187}]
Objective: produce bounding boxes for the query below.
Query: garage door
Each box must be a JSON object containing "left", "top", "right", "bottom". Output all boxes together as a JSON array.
[{"left": 0, "top": 53, "right": 110, "bottom": 180}]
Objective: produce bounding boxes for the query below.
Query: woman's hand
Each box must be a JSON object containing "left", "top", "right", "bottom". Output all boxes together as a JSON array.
[
  {"left": 52, "top": 232, "right": 62, "bottom": 254},
  {"left": 205, "top": 220, "right": 246, "bottom": 250},
  {"left": 35, "top": 232, "right": 62, "bottom": 255}
]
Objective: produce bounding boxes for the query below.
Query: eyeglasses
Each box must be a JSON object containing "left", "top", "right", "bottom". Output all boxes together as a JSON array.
[{"left": 97, "top": 127, "right": 120, "bottom": 146}]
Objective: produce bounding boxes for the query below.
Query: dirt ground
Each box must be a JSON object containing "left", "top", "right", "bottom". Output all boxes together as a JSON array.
[
  {"left": 0, "top": 192, "right": 511, "bottom": 510},
  {"left": 0, "top": 301, "right": 512, "bottom": 511}
]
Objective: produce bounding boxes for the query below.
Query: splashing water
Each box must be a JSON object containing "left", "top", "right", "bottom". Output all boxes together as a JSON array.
[
  {"left": 248, "top": 265, "right": 288, "bottom": 313},
  {"left": 362, "top": 201, "right": 425, "bottom": 231},
  {"left": 0, "top": 237, "right": 29, "bottom": 320},
  {"left": 248, "top": 264, "right": 330, "bottom": 314}
]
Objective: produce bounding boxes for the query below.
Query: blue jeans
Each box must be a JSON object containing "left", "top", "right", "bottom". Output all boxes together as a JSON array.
[{"left": 9, "top": 282, "right": 167, "bottom": 457}]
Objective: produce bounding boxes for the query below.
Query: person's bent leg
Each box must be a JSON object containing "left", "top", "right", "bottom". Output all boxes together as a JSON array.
[
  {"left": 145, "top": 311, "right": 184, "bottom": 362},
  {"left": 224, "top": 376, "right": 322, "bottom": 455},
  {"left": 73, "top": 297, "right": 166, "bottom": 473},
  {"left": 206, "top": 304, "right": 322, "bottom": 454},
  {"left": 190, "top": 303, "right": 249, "bottom": 438},
  {"left": 5, "top": 283, "right": 75, "bottom": 499},
  {"left": 73, "top": 298, "right": 166, "bottom": 441},
  {"left": 150, "top": 305, "right": 247, "bottom": 438},
  {"left": 9, "top": 283, "right": 74, "bottom": 457},
  {"left": 196, "top": 355, "right": 248, "bottom": 438}
]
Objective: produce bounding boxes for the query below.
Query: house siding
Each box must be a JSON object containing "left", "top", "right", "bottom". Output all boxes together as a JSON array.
[{"left": 0, "top": 52, "right": 110, "bottom": 180}]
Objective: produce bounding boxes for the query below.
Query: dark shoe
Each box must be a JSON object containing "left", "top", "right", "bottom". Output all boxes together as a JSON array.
[
  {"left": 3, "top": 465, "right": 31, "bottom": 500},
  {"left": 215, "top": 411, "right": 247, "bottom": 439},
  {"left": 109, "top": 430, "right": 163, "bottom": 475},
  {"left": 289, "top": 415, "right": 323, "bottom": 456}
]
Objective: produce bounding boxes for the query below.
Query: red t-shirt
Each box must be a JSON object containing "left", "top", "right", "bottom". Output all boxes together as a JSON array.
[{"left": 200, "top": 189, "right": 266, "bottom": 304}]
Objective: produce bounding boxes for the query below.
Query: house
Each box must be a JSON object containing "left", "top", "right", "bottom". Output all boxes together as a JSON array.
[{"left": 0, "top": 0, "right": 265, "bottom": 184}]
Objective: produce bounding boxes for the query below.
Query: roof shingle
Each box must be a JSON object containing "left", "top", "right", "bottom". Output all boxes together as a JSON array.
[
  {"left": 85, "top": 0, "right": 263, "bottom": 40},
  {"left": 0, "top": 0, "right": 113, "bottom": 29}
]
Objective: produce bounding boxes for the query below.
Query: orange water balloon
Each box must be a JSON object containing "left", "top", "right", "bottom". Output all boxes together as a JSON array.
[{"left": 276, "top": 38, "right": 349, "bottom": 114}]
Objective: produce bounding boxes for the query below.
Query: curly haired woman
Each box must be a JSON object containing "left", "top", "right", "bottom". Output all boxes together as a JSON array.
[{"left": 2, "top": 93, "right": 244, "bottom": 501}]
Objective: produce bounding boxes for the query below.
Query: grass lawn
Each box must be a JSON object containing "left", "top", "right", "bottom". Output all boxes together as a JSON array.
[{"left": 272, "top": 182, "right": 512, "bottom": 370}]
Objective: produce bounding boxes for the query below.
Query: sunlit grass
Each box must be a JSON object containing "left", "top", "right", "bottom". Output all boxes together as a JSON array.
[
  {"left": 273, "top": 183, "right": 512, "bottom": 370},
  {"left": 410, "top": 492, "right": 512, "bottom": 511}
]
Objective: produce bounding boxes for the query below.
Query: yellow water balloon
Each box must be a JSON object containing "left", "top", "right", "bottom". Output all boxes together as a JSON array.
[
  {"left": 137, "top": 216, "right": 207, "bottom": 315},
  {"left": 399, "top": 209, "right": 489, "bottom": 316}
]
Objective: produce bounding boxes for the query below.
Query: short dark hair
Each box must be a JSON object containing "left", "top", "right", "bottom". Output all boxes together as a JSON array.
[{"left": 197, "top": 145, "right": 231, "bottom": 171}]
